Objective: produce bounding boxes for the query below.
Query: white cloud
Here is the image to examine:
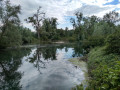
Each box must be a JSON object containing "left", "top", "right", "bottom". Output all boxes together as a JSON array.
[
  {"left": 67, "top": 5, "right": 115, "bottom": 17},
  {"left": 116, "top": 4, "right": 120, "bottom": 8},
  {"left": 10, "top": 0, "right": 120, "bottom": 30}
]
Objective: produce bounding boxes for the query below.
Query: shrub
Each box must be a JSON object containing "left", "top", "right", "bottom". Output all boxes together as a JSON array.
[{"left": 87, "top": 47, "right": 120, "bottom": 90}]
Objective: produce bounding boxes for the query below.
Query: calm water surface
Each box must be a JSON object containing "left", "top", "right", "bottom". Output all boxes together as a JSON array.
[{"left": 0, "top": 44, "right": 87, "bottom": 90}]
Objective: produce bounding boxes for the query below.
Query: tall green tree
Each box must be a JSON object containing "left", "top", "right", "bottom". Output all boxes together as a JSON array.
[
  {"left": 0, "top": 0, "right": 21, "bottom": 40},
  {"left": 0, "top": 0, "right": 22, "bottom": 48},
  {"left": 41, "top": 17, "right": 58, "bottom": 41},
  {"left": 70, "top": 12, "right": 84, "bottom": 40},
  {"left": 93, "top": 21, "right": 115, "bottom": 36},
  {"left": 82, "top": 16, "right": 100, "bottom": 39}
]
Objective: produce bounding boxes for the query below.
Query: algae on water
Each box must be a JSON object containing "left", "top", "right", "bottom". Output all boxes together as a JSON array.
[
  {"left": 69, "top": 58, "right": 87, "bottom": 73},
  {"left": 69, "top": 58, "right": 88, "bottom": 87}
]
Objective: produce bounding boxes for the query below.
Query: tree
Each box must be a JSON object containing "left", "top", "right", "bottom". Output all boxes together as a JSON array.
[
  {"left": 26, "top": 6, "right": 45, "bottom": 39},
  {"left": 19, "top": 27, "right": 33, "bottom": 44},
  {"left": 0, "top": 0, "right": 22, "bottom": 48},
  {"left": 1, "top": 25, "right": 22, "bottom": 47},
  {"left": 93, "top": 21, "right": 114, "bottom": 36},
  {"left": 42, "top": 18, "right": 57, "bottom": 31},
  {"left": 70, "top": 12, "right": 84, "bottom": 40},
  {"left": 103, "top": 11, "right": 120, "bottom": 24},
  {"left": 0, "top": 0, "right": 21, "bottom": 40},
  {"left": 41, "top": 17, "right": 58, "bottom": 41},
  {"left": 70, "top": 18, "right": 76, "bottom": 30},
  {"left": 65, "top": 27, "right": 68, "bottom": 37}
]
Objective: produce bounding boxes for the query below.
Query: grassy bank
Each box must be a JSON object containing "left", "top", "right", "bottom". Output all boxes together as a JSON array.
[
  {"left": 72, "top": 46, "right": 120, "bottom": 90},
  {"left": 87, "top": 47, "right": 120, "bottom": 89}
]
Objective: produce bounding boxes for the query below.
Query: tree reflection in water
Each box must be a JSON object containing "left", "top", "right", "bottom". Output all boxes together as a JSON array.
[
  {"left": 28, "top": 46, "right": 58, "bottom": 74},
  {"left": 0, "top": 48, "right": 31, "bottom": 90},
  {"left": 72, "top": 42, "right": 85, "bottom": 57},
  {"left": 28, "top": 44, "right": 85, "bottom": 74},
  {"left": 0, "top": 43, "right": 86, "bottom": 90}
]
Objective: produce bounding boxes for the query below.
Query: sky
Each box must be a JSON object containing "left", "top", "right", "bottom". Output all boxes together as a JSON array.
[{"left": 10, "top": 0, "right": 120, "bottom": 31}]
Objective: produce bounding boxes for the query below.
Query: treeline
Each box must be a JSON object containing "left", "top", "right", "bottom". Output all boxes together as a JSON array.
[
  {"left": 70, "top": 11, "right": 120, "bottom": 42},
  {"left": 0, "top": 0, "right": 75, "bottom": 49},
  {"left": 25, "top": 6, "right": 75, "bottom": 42},
  {"left": 36, "top": 18, "right": 74, "bottom": 41}
]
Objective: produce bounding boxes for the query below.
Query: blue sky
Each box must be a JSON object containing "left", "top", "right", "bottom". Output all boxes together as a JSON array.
[
  {"left": 104, "top": 0, "right": 119, "bottom": 5},
  {"left": 11, "top": 0, "right": 120, "bottom": 31}
]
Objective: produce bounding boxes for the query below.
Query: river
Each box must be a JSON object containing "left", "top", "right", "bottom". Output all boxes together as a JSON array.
[{"left": 0, "top": 43, "right": 87, "bottom": 90}]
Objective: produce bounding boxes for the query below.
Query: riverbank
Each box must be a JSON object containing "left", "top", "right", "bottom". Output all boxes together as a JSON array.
[
  {"left": 87, "top": 47, "right": 120, "bottom": 89},
  {"left": 71, "top": 46, "right": 120, "bottom": 90}
]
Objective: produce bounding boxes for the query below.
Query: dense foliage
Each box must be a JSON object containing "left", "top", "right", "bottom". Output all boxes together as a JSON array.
[
  {"left": 0, "top": 0, "right": 38, "bottom": 48},
  {"left": 0, "top": 0, "right": 21, "bottom": 48},
  {"left": 105, "top": 31, "right": 120, "bottom": 54},
  {"left": 87, "top": 47, "right": 120, "bottom": 90}
]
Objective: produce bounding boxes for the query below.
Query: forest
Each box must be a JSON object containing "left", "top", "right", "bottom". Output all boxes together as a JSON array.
[{"left": 0, "top": 0, "right": 120, "bottom": 90}]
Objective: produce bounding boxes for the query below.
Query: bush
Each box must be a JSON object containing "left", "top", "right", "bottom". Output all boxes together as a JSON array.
[
  {"left": 105, "top": 32, "right": 120, "bottom": 54},
  {"left": 87, "top": 47, "right": 120, "bottom": 90}
]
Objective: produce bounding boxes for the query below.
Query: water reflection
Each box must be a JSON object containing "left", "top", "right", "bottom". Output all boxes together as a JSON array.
[
  {"left": 0, "top": 43, "right": 86, "bottom": 90},
  {"left": 27, "top": 44, "right": 84, "bottom": 73},
  {"left": 72, "top": 43, "right": 84, "bottom": 57},
  {"left": 0, "top": 48, "right": 31, "bottom": 90}
]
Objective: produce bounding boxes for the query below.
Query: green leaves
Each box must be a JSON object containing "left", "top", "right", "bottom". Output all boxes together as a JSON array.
[
  {"left": 101, "top": 84, "right": 109, "bottom": 89},
  {"left": 87, "top": 47, "right": 120, "bottom": 90},
  {"left": 105, "top": 32, "right": 120, "bottom": 54}
]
